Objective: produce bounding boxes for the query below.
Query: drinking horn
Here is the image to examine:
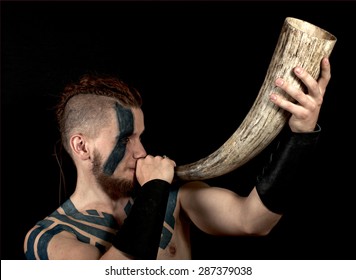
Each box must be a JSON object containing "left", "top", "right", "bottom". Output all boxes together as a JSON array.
[{"left": 175, "top": 17, "right": 337, "bottom": 181}]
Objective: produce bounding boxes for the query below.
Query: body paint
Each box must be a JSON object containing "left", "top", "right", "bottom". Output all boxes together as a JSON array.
[
  {"left": 103, "top": 102, "right": 133, "bottom": 175},
  {"left": 160, "top": 184, "right": 178, "bottom": 249},
  {"left": 25, "top": 199, "right": 119, "bottom": 260}
]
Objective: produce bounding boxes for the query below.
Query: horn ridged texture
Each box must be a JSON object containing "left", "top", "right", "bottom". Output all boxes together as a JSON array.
[{"left": 175, "top": 17, "right": 337, "bottom": 181}]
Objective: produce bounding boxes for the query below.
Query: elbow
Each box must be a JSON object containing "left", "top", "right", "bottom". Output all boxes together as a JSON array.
[
  {"left": 244, "top": 227, "right": 272, "bottom": 237},
  {"left": 242, "top": 219, "right": 280, "bottom": 236},
  {"left": 256, "top": 227, "right": 274, "bottom": 236}
]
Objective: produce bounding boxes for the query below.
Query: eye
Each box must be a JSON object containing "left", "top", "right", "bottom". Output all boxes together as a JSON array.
[{"left": 120, "top": 137, "right": 130, "bottom": 145}]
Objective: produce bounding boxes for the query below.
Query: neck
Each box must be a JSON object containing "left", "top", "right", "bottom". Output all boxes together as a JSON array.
[{"left": 70, "top": 174, "right": 133, "bottom": 223}]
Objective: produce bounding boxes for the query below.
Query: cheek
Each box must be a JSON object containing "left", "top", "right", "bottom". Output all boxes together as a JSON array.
[
  {"left": 98, "top": 141, "right": 116, "bottom": 162},
  {"left": 103, "top": 143, "right": 126, "bottom": 175}
]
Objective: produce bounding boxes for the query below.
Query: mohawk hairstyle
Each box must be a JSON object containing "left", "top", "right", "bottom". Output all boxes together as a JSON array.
[
  {"left": 56, "top": 73, "right": 142, "bottom": 124},
  {"left": 55, "top": 73, "right": 143, "bottom": 153}
]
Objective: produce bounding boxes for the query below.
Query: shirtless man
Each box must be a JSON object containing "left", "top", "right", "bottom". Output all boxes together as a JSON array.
[{"left": 24, "top": 58, "right": 331, "bottom": 259}]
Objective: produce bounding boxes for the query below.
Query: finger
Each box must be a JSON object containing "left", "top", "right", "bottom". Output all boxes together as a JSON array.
[
  {"left": 162, "top": 155, "right": 176, "bottom": 167},
  {"left": 294, "top": 58, "right": 330, "bottom": 99},
  {"left": 317, "top": 57, "right": 331, "bottom": 96},
  {"left": 293, "top": 66, "right": 322, "bottom": 100},
  {"left": 273, "top": 78, "right": 310, "bottom": 108},
  {"left": 269, "top": 90, "right": 305, "bottom": 116}
]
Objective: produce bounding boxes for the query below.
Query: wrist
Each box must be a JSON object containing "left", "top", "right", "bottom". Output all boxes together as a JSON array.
[
  {"left": 112, "top": 179, "right": 170, "bottom": 259},
  {"left": 256, "top": 125, "right": 321, "bottom": 214}
]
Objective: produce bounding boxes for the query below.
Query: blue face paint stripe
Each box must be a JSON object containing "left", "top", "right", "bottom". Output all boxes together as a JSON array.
[{"left": 103, "top": 102, "right": 134, "bottom": 175}]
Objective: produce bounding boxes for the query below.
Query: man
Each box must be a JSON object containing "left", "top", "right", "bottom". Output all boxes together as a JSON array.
[{"left": 24, "top": 57, "right": 331, "bottom": 260}]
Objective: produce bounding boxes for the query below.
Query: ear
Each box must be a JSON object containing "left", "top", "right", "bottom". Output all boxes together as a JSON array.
[{"left": 69, "top": 134, "right": 91, "bottom": 160}]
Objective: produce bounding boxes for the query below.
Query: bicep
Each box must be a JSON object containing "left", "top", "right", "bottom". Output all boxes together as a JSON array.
[
  {"left": 179, "top": 182, "right": 281, "bottom": 236},
  {"left": 179, "top": 181, "right": 248, "bottom": 235},
  {"left": 49, "top": 232, "right": 133, "bottom": 260}
]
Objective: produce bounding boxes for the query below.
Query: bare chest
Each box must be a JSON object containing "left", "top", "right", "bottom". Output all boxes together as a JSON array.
[{"left": 157, "top": 216, "right": 192, "bottom": 260}]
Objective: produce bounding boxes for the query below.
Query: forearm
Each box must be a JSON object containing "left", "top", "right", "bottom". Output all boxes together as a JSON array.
[
  {"left": 256, "top": 124, "right": 321, "bottom": 214},
  {"left": 111, "top": 179, "right": 170, "bottom": 260}
]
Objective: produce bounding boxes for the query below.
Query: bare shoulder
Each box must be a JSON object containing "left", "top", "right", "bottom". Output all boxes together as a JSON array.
[
  {"left": 24, "top": 223, "right": 102, "bottom": 259},
  {"left": 23, "top": 199, "right": 119, "bottom": 260},
  {"left": 47, "top": 231, "right": 102, "bottom": 259}
]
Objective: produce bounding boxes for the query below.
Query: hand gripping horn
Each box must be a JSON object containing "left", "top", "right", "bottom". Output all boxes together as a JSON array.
[{"left": 175, "top": 17, "right": 337, "bottom": 181}]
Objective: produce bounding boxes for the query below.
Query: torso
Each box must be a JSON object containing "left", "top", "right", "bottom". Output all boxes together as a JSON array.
[
  {"left": 158, "top": 185, "right": 191, "bottom": 259},
  {"left": 25, "top": 184, "right": 192, "bottom": 260}
]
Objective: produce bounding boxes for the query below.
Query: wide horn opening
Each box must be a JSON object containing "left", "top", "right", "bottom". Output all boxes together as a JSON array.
[{"left": 175, "top": 17, "right": 337, "bottom": 181}]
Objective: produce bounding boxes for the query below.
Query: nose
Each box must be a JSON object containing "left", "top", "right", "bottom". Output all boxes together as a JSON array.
[{"left": 133, "top": 141, "right": 147, "bottom": 159}]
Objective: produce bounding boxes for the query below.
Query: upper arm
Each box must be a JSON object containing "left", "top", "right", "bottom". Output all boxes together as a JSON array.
[
  {"left": 47, "top": 231, "right": 103, "bottom": 259},
  {"left": 179, "top": 181, "right": 281, "bottom": 236},
  {"left": 178, "top": 181, "right": 247, "bottom": 235},
  {"left": 24, "top": 226, "right": 102, "bottom": 260},
  {"left": 24, "top": 225, "right": 134, "bottom": 260}
]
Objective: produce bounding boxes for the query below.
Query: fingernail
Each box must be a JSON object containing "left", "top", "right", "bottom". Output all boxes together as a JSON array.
[
  {"left": 294, "top": 67, "right": 303, "bottom": 75},
  {"left": 269, "top": 93, "right": 277, "bottom": 101},
  {"left": 275, "top": 78, "right": 284, "bottom": 86}
]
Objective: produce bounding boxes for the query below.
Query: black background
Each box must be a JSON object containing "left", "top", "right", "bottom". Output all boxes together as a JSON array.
[{"left": 1, "top": 1, "right": 355, "bottom": 260}]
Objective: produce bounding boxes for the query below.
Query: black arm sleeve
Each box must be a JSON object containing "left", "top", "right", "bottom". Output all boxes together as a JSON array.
[
  {"left": 256, "top": 125, "right": 321, "bottom": 214},
  {"left": 112, "top": 179, "right": 170, "bottom": 259}
]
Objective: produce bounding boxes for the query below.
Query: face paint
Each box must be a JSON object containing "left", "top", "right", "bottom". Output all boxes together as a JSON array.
[{"left": 103, "top": 102, "right": 134, "bottom": 175}]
